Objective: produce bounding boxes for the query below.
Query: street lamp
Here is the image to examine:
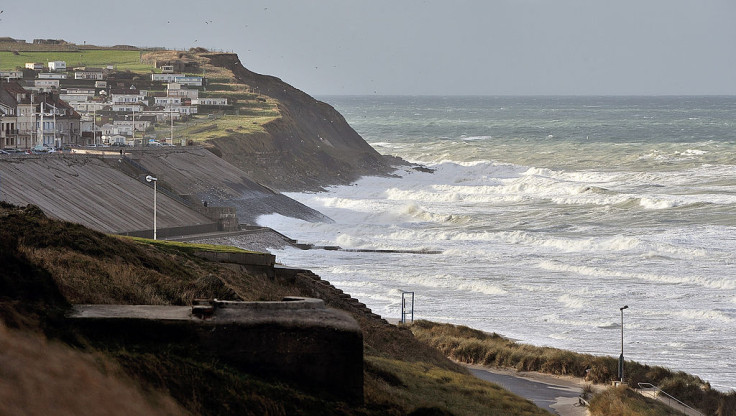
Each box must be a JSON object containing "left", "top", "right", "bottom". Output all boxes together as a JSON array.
[
  {"left": 619, "top": 305, "right": 629, "bottom": 383},
  {"left": 145, "top": 175, "right": 158, "bottom": 240}
]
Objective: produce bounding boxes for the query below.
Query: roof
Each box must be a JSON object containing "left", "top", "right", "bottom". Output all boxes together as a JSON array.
[{"left": 110, "top": 89, "right": 142, "bottom": 95}]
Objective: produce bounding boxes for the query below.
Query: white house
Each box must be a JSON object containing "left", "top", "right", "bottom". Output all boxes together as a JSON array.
[
  {"left": 171, "top": 105, "right": 197, "bottom": 115},
  {"left": 166, "top": 83, "right": 199, "bottom": 99},
  {"left": 38, "top": 73, "right": 67, "bottom": 80},
  {"left": 66, "top": 87, "right": 96, "bottom": 95},
  {"left": 152, "top": 73, "right": 184, "bottom": 83},
  {"left": 59, "top": 93, "right": 91, "bottom": 103},
  {"left": 100, "top": 123, "right": 123, "bottom": 136},
  {"left": 75, "top": 68, "right": 104, "bottom": 80},
  {"left": 111, "top": 104, "right": 143, "bottom": 113},
  {"left": 114, "top": 118, "right": 151, "bottom": 132},
  {"left": 33, "top": 79, "right": 60, "bottom": 91},
  {"left": 111, "top": 89, "right": 147, "bottom": 104},
  {"left": 25, "top": 62, "right": 44, "bottom": 71},
  {"left": 141, "top": 110, "right": 183, "bottom": 122},
  {"left": 71, "top": 102, "right": 107, "bottom": 113},
  {"left": 106, "top": 134, "right": 127, "bottom": 145},
  {"left": 48, "top": 61, "right": 66, "bottom": 72},
  {"left": 0, "top": 71, "right": 23, "bottom": 80},
  {"left": 193, "top": 97, "right": 228, "bottom": 106},
  {"left": 154, "top": 96, "right": 181, "bottom": 106},
  {"left": 174, "top": 76, "right": 203, "bottom": 87}
]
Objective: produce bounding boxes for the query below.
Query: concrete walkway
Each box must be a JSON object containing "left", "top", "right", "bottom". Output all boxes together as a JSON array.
[{"left": 466, "top": 365, "right": 592, "bottom": 416}]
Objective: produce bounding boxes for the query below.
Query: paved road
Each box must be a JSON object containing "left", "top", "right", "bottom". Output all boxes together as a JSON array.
[{"left": 466, "top": 365, "right": 588, "bottom": 416}]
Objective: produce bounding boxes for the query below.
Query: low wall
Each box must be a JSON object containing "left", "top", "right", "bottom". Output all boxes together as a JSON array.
[
  {"left": 69, "top": 298, "right": 364, "bottom": 404},
  {"left": 193, "top": 250, "right": 275, "bottom": 267},
  {"left": 120, "top": 222, "right": 220, "bottom": 239},
  {"left": 198, "top": 206, "right": 240, "bottom": 232}
]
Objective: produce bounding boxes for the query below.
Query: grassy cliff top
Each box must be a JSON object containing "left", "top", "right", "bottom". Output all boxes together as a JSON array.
[{"left": 0, "top": 49, "right": 150, "bottom": 72}]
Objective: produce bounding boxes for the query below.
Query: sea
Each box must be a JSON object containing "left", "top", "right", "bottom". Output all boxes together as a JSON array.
[{"left": 258, "top": 96, "right": 736, "bottom": 391}]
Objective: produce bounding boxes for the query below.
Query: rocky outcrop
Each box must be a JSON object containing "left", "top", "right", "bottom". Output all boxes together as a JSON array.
[{"left": 204, "top": 53, "right": 401, "bottom": 191}]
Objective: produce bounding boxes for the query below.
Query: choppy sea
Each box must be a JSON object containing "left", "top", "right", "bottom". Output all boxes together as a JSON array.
[{"left": 258, "top": 96, "right": 736, "bottom": 391}]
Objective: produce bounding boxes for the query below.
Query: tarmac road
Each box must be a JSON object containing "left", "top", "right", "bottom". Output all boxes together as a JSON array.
[{"left": 466, "top": 365, "right": 589, "bottom": 416}]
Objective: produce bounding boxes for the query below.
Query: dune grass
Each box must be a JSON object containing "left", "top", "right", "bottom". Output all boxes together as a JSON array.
[
  {"left": 410, "top": 320, "right": 736, "bottom": 416},
  {"left": 589, "top": 386, "right": 688, "bottom": 416},
  {"left": 364, "top": 356, "right": 552, "bottom": 416},
  {"left": 0, "top": 322, "right": 187, "bottom": 416}
]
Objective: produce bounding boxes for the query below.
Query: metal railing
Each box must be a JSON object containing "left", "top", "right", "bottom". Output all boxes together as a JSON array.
[{"left": 637, "top": 383, "right": 704, "bottom": 416}]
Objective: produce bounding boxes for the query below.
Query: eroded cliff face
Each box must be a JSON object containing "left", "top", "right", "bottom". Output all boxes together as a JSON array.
[{"left": 203, "top": 53, "right": 399, "bottom": 192}]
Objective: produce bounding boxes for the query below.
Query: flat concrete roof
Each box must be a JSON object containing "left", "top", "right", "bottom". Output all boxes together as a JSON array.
[{"left": 70, "top": 298, "right": 360, "bottom": 332}]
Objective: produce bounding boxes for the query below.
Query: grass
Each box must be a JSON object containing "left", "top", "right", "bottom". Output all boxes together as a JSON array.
[
  {"left": 364, "top": 356, "right": 551, "bottom": 416},
  {"left": 0, "top": 202, "right": 558, "bottom": 415},
  {"left": 123, "top": 236, "right": 262, "bottom": 255},
  {"left": 588, "top": 386, "right": 687, "bottom": 416},
  {"left": 410, "top": 320, "right": 736, "bottom": 416},
  {"left": 0, "top": 49, "right": 153, "bottom": 72},
  {"left": 176, "top": 114, "right": 281, "bottom": 143},
  {"left": 0, "top": 322, "right": 187, "bottom": 416}
]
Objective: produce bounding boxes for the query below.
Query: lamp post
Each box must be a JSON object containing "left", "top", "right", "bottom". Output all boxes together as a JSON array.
[
  {"left": 619, "top": 305, "right": 629, "bottom": 383},
  {"left": 145, "top": 175, "right": 158, "bottom": 240}
]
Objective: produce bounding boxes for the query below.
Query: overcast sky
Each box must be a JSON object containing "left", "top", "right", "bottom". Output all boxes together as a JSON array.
[{"left": 3, "top": 0, "right": 735, "bottom": 96}]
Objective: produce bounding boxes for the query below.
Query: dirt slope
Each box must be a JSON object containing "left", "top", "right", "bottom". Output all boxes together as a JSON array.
[{"left": 204, "top": 53, "right": 400, "bottom": 191}]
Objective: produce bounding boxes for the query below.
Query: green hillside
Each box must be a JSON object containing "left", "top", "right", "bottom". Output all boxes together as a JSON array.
[{"left": 0, "top": 49, "right": 151, "bottom": 72}]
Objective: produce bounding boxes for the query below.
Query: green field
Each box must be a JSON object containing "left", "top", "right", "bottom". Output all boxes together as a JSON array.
[
  {"left": 124, "top": 236, "right": 261, "bottom": 255},
  {"left": 0, "top": 49, "right": 153, "bottom": 72},
  {"left": 175, "top": 114, "right": 281, "bottom": 142}
]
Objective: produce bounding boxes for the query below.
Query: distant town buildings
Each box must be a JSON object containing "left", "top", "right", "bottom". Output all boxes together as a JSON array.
[{"left": 1, "top": 57, "right": 229, "bottom": 149}]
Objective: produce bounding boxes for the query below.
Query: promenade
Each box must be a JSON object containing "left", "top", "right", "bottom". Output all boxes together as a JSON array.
[{"left": 466, "top": 365, "right": 592, "bottom": 416}]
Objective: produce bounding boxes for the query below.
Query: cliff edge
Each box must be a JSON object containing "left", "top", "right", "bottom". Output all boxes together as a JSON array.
[{"left": 202, "top": 53, "right": 399, "bottom": 192}]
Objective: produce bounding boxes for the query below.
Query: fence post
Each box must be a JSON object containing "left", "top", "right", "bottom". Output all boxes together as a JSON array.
[{"left": 400, "top": 291, "right": 414, "bottom": 324}]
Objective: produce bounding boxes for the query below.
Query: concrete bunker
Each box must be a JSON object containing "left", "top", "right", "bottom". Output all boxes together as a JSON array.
[{"left": 69, "top": 297, "right": 364, "bottom": 403}]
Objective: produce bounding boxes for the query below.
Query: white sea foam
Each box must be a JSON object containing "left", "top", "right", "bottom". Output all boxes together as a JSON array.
[
  {"left": 558, "top": 294, "right": 586, "bottom": 309},
  {"left": 267, "top": 96, "right": 736, "bottom": 391},
  {"left": 497, "top": 231, "right": 641, "bottom": 253},
  {"left": 639, "top": 197, "right": 678, "bottom": 210},
  {"left": 539, "top": 314, "right": 612, "bottom": 329},
  {"left": 537, "top": 261, "right": 735, "bottom": 290},
  {"left": 676, "top": 309, "right": 733, "bottom": 323},
  {"left": 681, "top": 149, "right": 707, "bottom": 156}
]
